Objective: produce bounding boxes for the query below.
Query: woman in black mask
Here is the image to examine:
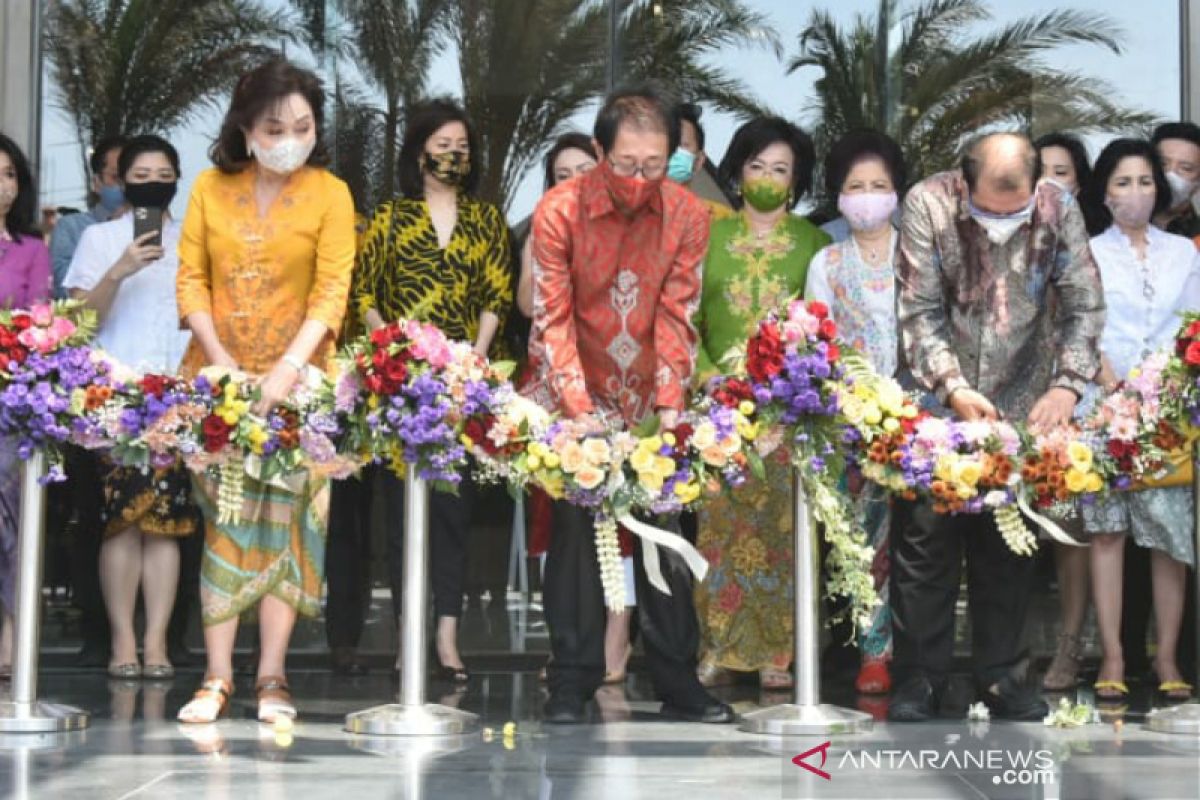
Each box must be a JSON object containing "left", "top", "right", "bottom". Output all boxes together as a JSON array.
[
  {"left": 64, "top": 134, "right": 196, "bottom": 681},
  {"left": 350, "top": 98, "right": 512, "bottom": 683}
]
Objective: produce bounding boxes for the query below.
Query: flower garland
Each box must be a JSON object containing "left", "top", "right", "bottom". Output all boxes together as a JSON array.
[{"left": 6, "top": 302, "right": 1200, "bottom": 635}]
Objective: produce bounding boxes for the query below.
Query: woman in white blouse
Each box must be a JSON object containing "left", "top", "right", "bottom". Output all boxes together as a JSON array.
[
  {"left": 805, "top": 130, "right": 906, "bottom": 697},
  {"left": 1080, "top": 138, "right": 1200, "bottom": 702},
  {"left": 64, "top": 135, "right": 194, "bottom": 681}
]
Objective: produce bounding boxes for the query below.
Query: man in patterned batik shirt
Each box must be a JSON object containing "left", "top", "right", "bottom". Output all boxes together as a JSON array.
[
  {"left": 889, "top": 133, "right": 1106, "bottom": 722},
  {"left": 524, "top": 87, "right": 733, "bottom": 725}
]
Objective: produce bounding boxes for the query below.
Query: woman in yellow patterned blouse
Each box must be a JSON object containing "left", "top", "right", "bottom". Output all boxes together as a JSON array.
[
  {"left": 351, "top": 98, "right": 512, "bottom": 682},
  {"left": 175, "top": 61, "right": 355, "bottom": 725}
]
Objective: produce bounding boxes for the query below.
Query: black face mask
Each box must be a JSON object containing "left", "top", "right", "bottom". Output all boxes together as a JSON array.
[{"left": 124, "top": 180, "right": 177, "bottom": 210}]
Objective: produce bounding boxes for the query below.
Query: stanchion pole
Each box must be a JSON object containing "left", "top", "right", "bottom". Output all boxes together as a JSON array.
[
  {"left": 345, "top": 474, "right": 480, "bottom": 736},
  {"left": 740, "top": 469, "right": 873, "bottom": 735},
  {"left": 1146, "top": 440, "right": 1200, "bottom": 734},
  {"left": 0, "top": 451, "right": 88, "bottom": 733}
]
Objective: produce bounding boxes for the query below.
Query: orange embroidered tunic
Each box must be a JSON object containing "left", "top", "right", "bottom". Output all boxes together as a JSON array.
[
  {"left": 524, "top": 168, "right": 709, "bottom": 424},
  {"left": 175, "top": 166, "right": 355, "bottom": 376}
]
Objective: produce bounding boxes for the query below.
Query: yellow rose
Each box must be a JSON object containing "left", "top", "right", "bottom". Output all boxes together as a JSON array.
[
  {"left": 840, "top": 394, "right": 865, "bottom": 425},
  {"left": 737, "top": 419, "right": 759, "bottom": 441},
  {"left": 953, "top": 459, "right": 983, "bottom": 487},
  {"left": 654, "top": 455, "right": 677, "bottom": 479},
  {"left": 738, "top": 400, "right": 756, "bottom": 416},
  {"left": 955, "top": 484, "right": 974, "bottom": 500},
  {"left": 639, "top": 470, "right": 664, "bottom": 493},
  {"left": 877, "top": 381, "right": 905, "bottom": 415},
  {"left": 662, "top": 432, "right": 676, "bottom": 447},
  {"left": 901, "top": 404, "right": 918, "bottom": 419},
  {"left": 526, "top": 455, "right": 542, "bottom": 471},
  {"left": 1084, "top": 472, "right": 1104, "bottom": 493},
  {"left": 220, "top": 411, "right": 240, "bottom": 426},
  {"left": 542, "top": 452, "right": 561, "bottom": 469},
  {"left": 1064, "top": 468, "right": 1089, "bottom": 494},
  {"left": 630, "top": 448, "right": 657, "bottom": 474},
  {"left": 581, "top": 437, "right": 612, "bottom": 466},
  {"left": 459, "top": 434, "right": 474, "bottom": 448},
  {"left": 882, "top": 417, "right": 900, "bottom": 433},
  {"left": 641, "top": 435, "right": 663, "bottom": 453},
  {"left": 528, "top": 441, "right": 548, "bottom": 459},
  {"left": 223, "top": 382, "right": 238, "bottom": 400},
  {"left": 574, "top": 465, "right": 606, "bottom": 490},
  {"left": 934, "top": 455, "right": 955, "bottom": 482},
  {"left": 1066, "top": 441, "right": 1094, "bottom": 473},
  {"left": 862, "top": 403, "right": 883, "bottom": 426},
  {"left": 674, "top": 481, "right": 701, "bottom": 505},
  {"left": 559, "top": 441, "right": 586, "bottom": 473}
]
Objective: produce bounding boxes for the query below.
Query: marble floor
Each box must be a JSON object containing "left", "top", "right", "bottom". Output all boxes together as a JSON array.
[{"left": 1, "top": 665, "right": 1198, "bottom": 800}]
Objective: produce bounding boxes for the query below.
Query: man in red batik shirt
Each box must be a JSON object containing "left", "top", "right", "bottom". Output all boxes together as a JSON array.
[{"left": 525, "top": 87, "right": 734, "bottom": 725}]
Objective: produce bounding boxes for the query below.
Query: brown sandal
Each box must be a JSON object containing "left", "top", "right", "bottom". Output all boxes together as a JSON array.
[
  {"left": 255, "top": 675, "right": 296, "bottom": 723},
  {"left": 177, "top": 676, "right": 233, "bottom": 723}
]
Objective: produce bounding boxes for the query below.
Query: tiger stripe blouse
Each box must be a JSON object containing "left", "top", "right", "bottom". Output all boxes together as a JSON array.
[{"left": 350, "top": 195, "right": 512, "bottom": 353}]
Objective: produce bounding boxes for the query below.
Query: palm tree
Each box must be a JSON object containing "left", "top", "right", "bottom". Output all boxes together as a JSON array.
[
  {"left": 334, "top": 0, "right": 453, "bottom": 200},
  {"left": 454, "top": 0, "right": 780, "bottom": 211},
  {"left": 791, "top": 0, "right": 1158, "bottom": 202},
  {"left": 44, "top": 0, "right": 293, "bottom": 179}
]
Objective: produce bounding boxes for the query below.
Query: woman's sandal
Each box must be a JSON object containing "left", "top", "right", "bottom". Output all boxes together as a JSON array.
[
  {"left": 1042, "top": 632, "right": 1083, "bottom": 691},
  {"left": 1158, "top": 680, "right": 1194, "bottom": 700},
  {"left": 855, "top": 658, "right": 891, "bottom": 695},
  {"left": 177, "top": 676, "right": 233, "bottom": 724},
  {"left": 1093, "top": 679, "right": 1129, "bottom": 700},
  {"left": 256, "top": 675, "right": 297, "bottom": 724}
]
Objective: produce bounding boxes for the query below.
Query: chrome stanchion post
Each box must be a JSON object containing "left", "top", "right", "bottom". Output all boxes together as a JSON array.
[
  {"left": 345, "top": 474, "right": 480, "bottom": 736},
  {"left": 740, "top": 469, "right": 873, "bottom": 735},
  {"left": 1147, "top": 440, "right": 1200, "bottom": 734},
  {"left": 0, "top": 451, "right": 89, "bottom": 733}
]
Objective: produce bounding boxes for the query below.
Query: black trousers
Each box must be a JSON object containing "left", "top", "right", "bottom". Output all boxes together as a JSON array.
[
  {"left": 57, "top": 447, "right": 108, "bottom": 653},
  {"left": 324, "top": 470, "right": 375, "bottom": 650},
  {"left": 543, "top": 501, "right": 709, "bottom": 707},
  {"left": 382, "top": 469, "right": 475, "bottom": 621},
  {"left": 889, "top": 499, "right": 1037, "bottom": 689}
]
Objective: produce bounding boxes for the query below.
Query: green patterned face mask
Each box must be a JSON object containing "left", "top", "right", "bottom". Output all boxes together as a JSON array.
[{"left": 742, "top": 177, "right": 789, "bottom": 212}]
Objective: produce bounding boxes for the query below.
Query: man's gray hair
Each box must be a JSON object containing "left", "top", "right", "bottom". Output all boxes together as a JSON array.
[{"left": 960, "top": 132, "right": 1040, "bottom": 193}]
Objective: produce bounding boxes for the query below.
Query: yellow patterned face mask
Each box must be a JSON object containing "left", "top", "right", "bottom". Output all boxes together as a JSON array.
[{"left": 424, "top": 151, "right": 470, "bottom": 187}]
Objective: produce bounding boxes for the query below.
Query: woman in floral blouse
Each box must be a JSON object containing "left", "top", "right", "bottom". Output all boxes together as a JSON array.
[{"left": 693, "top": 118, "right": 830, "bottom": 690}]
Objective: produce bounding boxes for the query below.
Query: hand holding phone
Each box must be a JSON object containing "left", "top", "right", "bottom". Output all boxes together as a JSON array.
[
  {"left": 115, "top": 229, "right": 165, "bottom": 280},
  {"left": 132, "top": 206, "right": 164, "bottom": 248}
]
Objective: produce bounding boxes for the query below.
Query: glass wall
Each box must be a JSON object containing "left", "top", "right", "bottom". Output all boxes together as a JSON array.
[{"left": 30, "top": 0, "right": 1189, "bottom": 659}]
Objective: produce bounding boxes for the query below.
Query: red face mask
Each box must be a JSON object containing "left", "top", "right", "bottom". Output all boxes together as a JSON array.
[{"left": 601, "top": 159, "right": 662, "bottom": 214}]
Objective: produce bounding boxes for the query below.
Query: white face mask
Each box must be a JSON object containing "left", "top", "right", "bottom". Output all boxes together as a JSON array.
[
  {"left": 1165, "top": 170, "right": 1198, "bottom": 209},
  {"left": 249, "top": 136, "right": 315, "bottom": 175},
  {"left": 969, "top": 197, "right": 1034, "bottom": 245}
]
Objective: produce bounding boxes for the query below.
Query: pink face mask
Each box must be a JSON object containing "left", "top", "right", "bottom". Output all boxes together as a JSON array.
[
  {"left": 838, "top": 191, "right": 898, "bottom": 231},
  {"left": 1106, "top": 192, "right": 1156, "bottom": 228}
]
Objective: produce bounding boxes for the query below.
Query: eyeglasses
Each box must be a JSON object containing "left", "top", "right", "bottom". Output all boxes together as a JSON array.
[{"left": 608, "top": 158, "right": 666, "bottom": 180}]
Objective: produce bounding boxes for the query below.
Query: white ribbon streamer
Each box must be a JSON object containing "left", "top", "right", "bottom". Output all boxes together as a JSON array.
[
  {"left": 1015, "top": 494, "right": 1089, "bottom": 547},
  {"left": 616, "top": 513, "right": 710, "bottom": 597}
]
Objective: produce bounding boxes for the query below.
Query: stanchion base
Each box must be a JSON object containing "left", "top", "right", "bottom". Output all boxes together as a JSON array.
[
  {"left": 345, "top": 703, "right": 481, "bottom": 736},
  {"left": 739, "top": 703, "right": 873, "bottom": 736},
  {"left": 0, "top": 702, "right": 89, "bottom": 733},
  {"left": 1146, "top": 703, "right": 1200, "bottom": 734}
]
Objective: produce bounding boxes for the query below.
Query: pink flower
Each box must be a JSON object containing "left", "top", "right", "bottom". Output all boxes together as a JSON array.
[
  {"left": 787, "top": 301, "right": 820, "bottom": 337},
  {"left": 1110, "top": 416, "right": 1138, "bottom": 441},
  {"left": 49, "top": 317, "right": 75, "bottom": 341},
  {"left": 17, "top": 326, "right": 56, "bottom": 354},
  {"left": 30, "top": 304, "right": 53, "bottom": 327}
]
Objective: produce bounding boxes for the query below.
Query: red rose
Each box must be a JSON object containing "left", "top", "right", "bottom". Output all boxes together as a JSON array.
[
  {"left": 201, "top": 415, "right": 231, "bottom": 452},
  {"left": 371, "top": 348, "right": 389, "bottom": 370},
  {"left": 746, "top": 324, "right": 784, "bottom": 383},
  {"left": 0, "top": 329, "right": 15, "bottom": 348},
  {"left": 673, "top": 422, "right": 694, "bottom": 446},
  {"left": 364, "top": 374, "right": 385, "bottom": 394},
  {"left": 1186, "top": 320, "right": 1200, "bottom": 338},
  {"left": 1185, "top": 340, "right": 1200, "bottom": 367},
  {"left": 807, "top": 300, "right": 829, "bottom": 320},
  {"left": 383, "top": 357, "right": 408, "bottom": 384},
  {"left": 825, "top": 342, "right": 840, "bottom": 363},
  {"left": 140, "top": 374, "right": 168, "bottom": 398},
  {"left": 10, "top": 314, "right": 31, "bottom": 331},
  {"left": 727, "top": 378, "right": 752, "bottom": 401},
  {"left": 818, "top": 318, "right": 838, "bottom": 341},
  {"left": 8, "top": 345, "right": 27, "bottom": 365},
  {"left": 0, "top": 354, "right": 9, "bottom": 372},
  {"left": 369, "top": 327, "right": 393, "bottom": 347},
  {"left": 464, "top": 418, "right": 487, "bottom": 445}
]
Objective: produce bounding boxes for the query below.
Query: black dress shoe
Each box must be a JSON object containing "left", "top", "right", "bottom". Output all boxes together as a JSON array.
[
  {"left": 659, "top": 700, "right": 736, "bottom": 724},
  {"left": 979, "top": 675, "right": 1049, "bottom": 721},
  {"left": 543, "top": 693, "right": 587, "bottom": 724},
  {"left": 888, "top": 676, "right": 940, "bottom": 722}
]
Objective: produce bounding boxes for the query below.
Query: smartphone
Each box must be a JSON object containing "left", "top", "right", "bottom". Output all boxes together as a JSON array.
[{"left": 132, "top": 206, "right": 164, "bottom": 248}]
